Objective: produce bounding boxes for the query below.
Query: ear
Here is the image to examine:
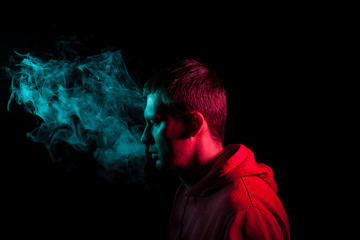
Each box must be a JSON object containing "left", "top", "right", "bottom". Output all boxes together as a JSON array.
[{"left": 187, "top": 112, "right": 204, "bottom": 138}]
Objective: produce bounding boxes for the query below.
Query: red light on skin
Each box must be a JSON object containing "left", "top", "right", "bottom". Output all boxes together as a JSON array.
[{"left": 142, "top": 92, "right": 224, "bottom": 187}]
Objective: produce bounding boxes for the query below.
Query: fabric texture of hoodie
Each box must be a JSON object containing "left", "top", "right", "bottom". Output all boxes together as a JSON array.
[{"left": 167, "top": 144, "right": 290, "bottom": 240}]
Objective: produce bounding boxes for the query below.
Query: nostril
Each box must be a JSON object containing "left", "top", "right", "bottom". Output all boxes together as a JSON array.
[
  {"left": 141, "top": 124, "right": 156, "bottom": 145},
  {"left": 141, "top": 128, "right": 151, "bottom": 144}
]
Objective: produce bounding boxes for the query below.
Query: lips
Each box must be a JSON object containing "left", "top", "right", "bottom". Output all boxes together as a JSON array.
[{"left": 149, "top": 150, "right": 158, "bottom": 160}]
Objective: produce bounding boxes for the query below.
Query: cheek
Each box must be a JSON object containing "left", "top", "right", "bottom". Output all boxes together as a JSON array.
[
  {"left": 152, "top": 123, "right": 170, "bottom": 152},
  {"left": 154, "top": 121, "right": 186, "bottom": 156},
  {"left": 164, "top": 122, "right": 190, "bottom": 163},
  {"left": 165, "top": 120, "right": 187, "bottom": 139}
]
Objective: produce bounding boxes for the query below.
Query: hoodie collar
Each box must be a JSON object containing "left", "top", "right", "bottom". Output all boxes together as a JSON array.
[{"left": 182, "top": 144, "right": 278, "bottom": 197}]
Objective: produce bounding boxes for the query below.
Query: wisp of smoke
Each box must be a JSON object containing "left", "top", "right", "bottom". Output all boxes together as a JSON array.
[{"left": 6, "top": 50, "right": 146, "bottom": 177}]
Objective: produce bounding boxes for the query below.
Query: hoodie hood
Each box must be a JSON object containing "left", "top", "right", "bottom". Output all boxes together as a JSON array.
[{"left": 184, "top": 144, "right": 278, "bottom": 197}]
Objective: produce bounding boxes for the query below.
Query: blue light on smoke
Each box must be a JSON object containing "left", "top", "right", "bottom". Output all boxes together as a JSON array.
[{"left": 6, "top": 50, "right": 146, "bottom": 173}]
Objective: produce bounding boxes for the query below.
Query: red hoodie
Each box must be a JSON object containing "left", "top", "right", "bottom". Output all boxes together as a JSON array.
[{"left": 167, "top": 144, "right": 290, "bottom": 240}]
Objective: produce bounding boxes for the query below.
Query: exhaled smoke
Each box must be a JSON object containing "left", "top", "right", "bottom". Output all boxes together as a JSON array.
[{"left": 6, "top": 50, "right": 146, "bottom": 176}]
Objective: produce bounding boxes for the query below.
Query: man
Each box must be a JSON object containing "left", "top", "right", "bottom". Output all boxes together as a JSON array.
[{"left": 141, "top": 59, "right": 290, "bottom": 239}]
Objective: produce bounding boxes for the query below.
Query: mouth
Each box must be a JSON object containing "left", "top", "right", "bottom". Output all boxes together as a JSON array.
[{"left": 149, "top": 151, "right": 159, "bottom": 160}]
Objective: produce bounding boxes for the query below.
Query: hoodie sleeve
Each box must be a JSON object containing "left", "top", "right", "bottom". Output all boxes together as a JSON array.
[{"left": 227, "top": 207, "right": 286, "bottom": 240}]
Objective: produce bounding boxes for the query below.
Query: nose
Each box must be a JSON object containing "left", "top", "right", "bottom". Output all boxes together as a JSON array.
[{"left": 141, "top": 124, "right": 154, "bottom": 145}]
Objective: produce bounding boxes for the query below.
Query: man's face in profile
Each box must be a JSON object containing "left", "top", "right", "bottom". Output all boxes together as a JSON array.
[{"left": 141, "top": 92, "right": 190, "bottom": 171}]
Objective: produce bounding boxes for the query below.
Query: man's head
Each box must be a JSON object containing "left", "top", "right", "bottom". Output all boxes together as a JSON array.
[{"left": 141, "top": 59, "right": 227, "bottom": 172}]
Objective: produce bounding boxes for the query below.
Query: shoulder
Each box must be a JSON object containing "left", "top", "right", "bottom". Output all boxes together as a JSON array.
[
  {"left": 228, "top": 176, "right": 282, "bottom": 212},
  {"left": 226, "top": 177, "right": 290, "bottom": 240},
  {"left": 228, "top": 176, "right": 276, "bottom": 209},
  {"left": 227, "top": 206, "right": 285, "bottom": 240}
]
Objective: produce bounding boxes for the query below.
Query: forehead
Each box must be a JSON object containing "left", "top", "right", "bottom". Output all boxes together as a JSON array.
[{"left": 144, "top": 92, "right": 167, "bottom": 119}]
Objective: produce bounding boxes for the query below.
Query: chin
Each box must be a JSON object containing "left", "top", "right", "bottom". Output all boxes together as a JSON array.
[
  {"left": 155, "top": 159, "right": 171, "bottom": 172},
  {"left": 155, "top": 160, "right": 164, "bottom": 170}
]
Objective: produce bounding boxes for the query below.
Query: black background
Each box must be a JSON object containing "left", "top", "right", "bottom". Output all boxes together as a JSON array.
[{"left": 1, "top": 5, "right": 332, "bottom": 239}]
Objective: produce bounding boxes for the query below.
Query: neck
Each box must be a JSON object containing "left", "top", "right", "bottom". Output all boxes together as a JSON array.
[{"left": 178, "top": 142, "right": 224, "bottom": 188}]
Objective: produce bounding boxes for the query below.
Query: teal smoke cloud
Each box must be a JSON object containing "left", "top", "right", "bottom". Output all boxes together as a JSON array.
[{"left": 6, "top": 50, "right": 146, "bottom": 173}]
